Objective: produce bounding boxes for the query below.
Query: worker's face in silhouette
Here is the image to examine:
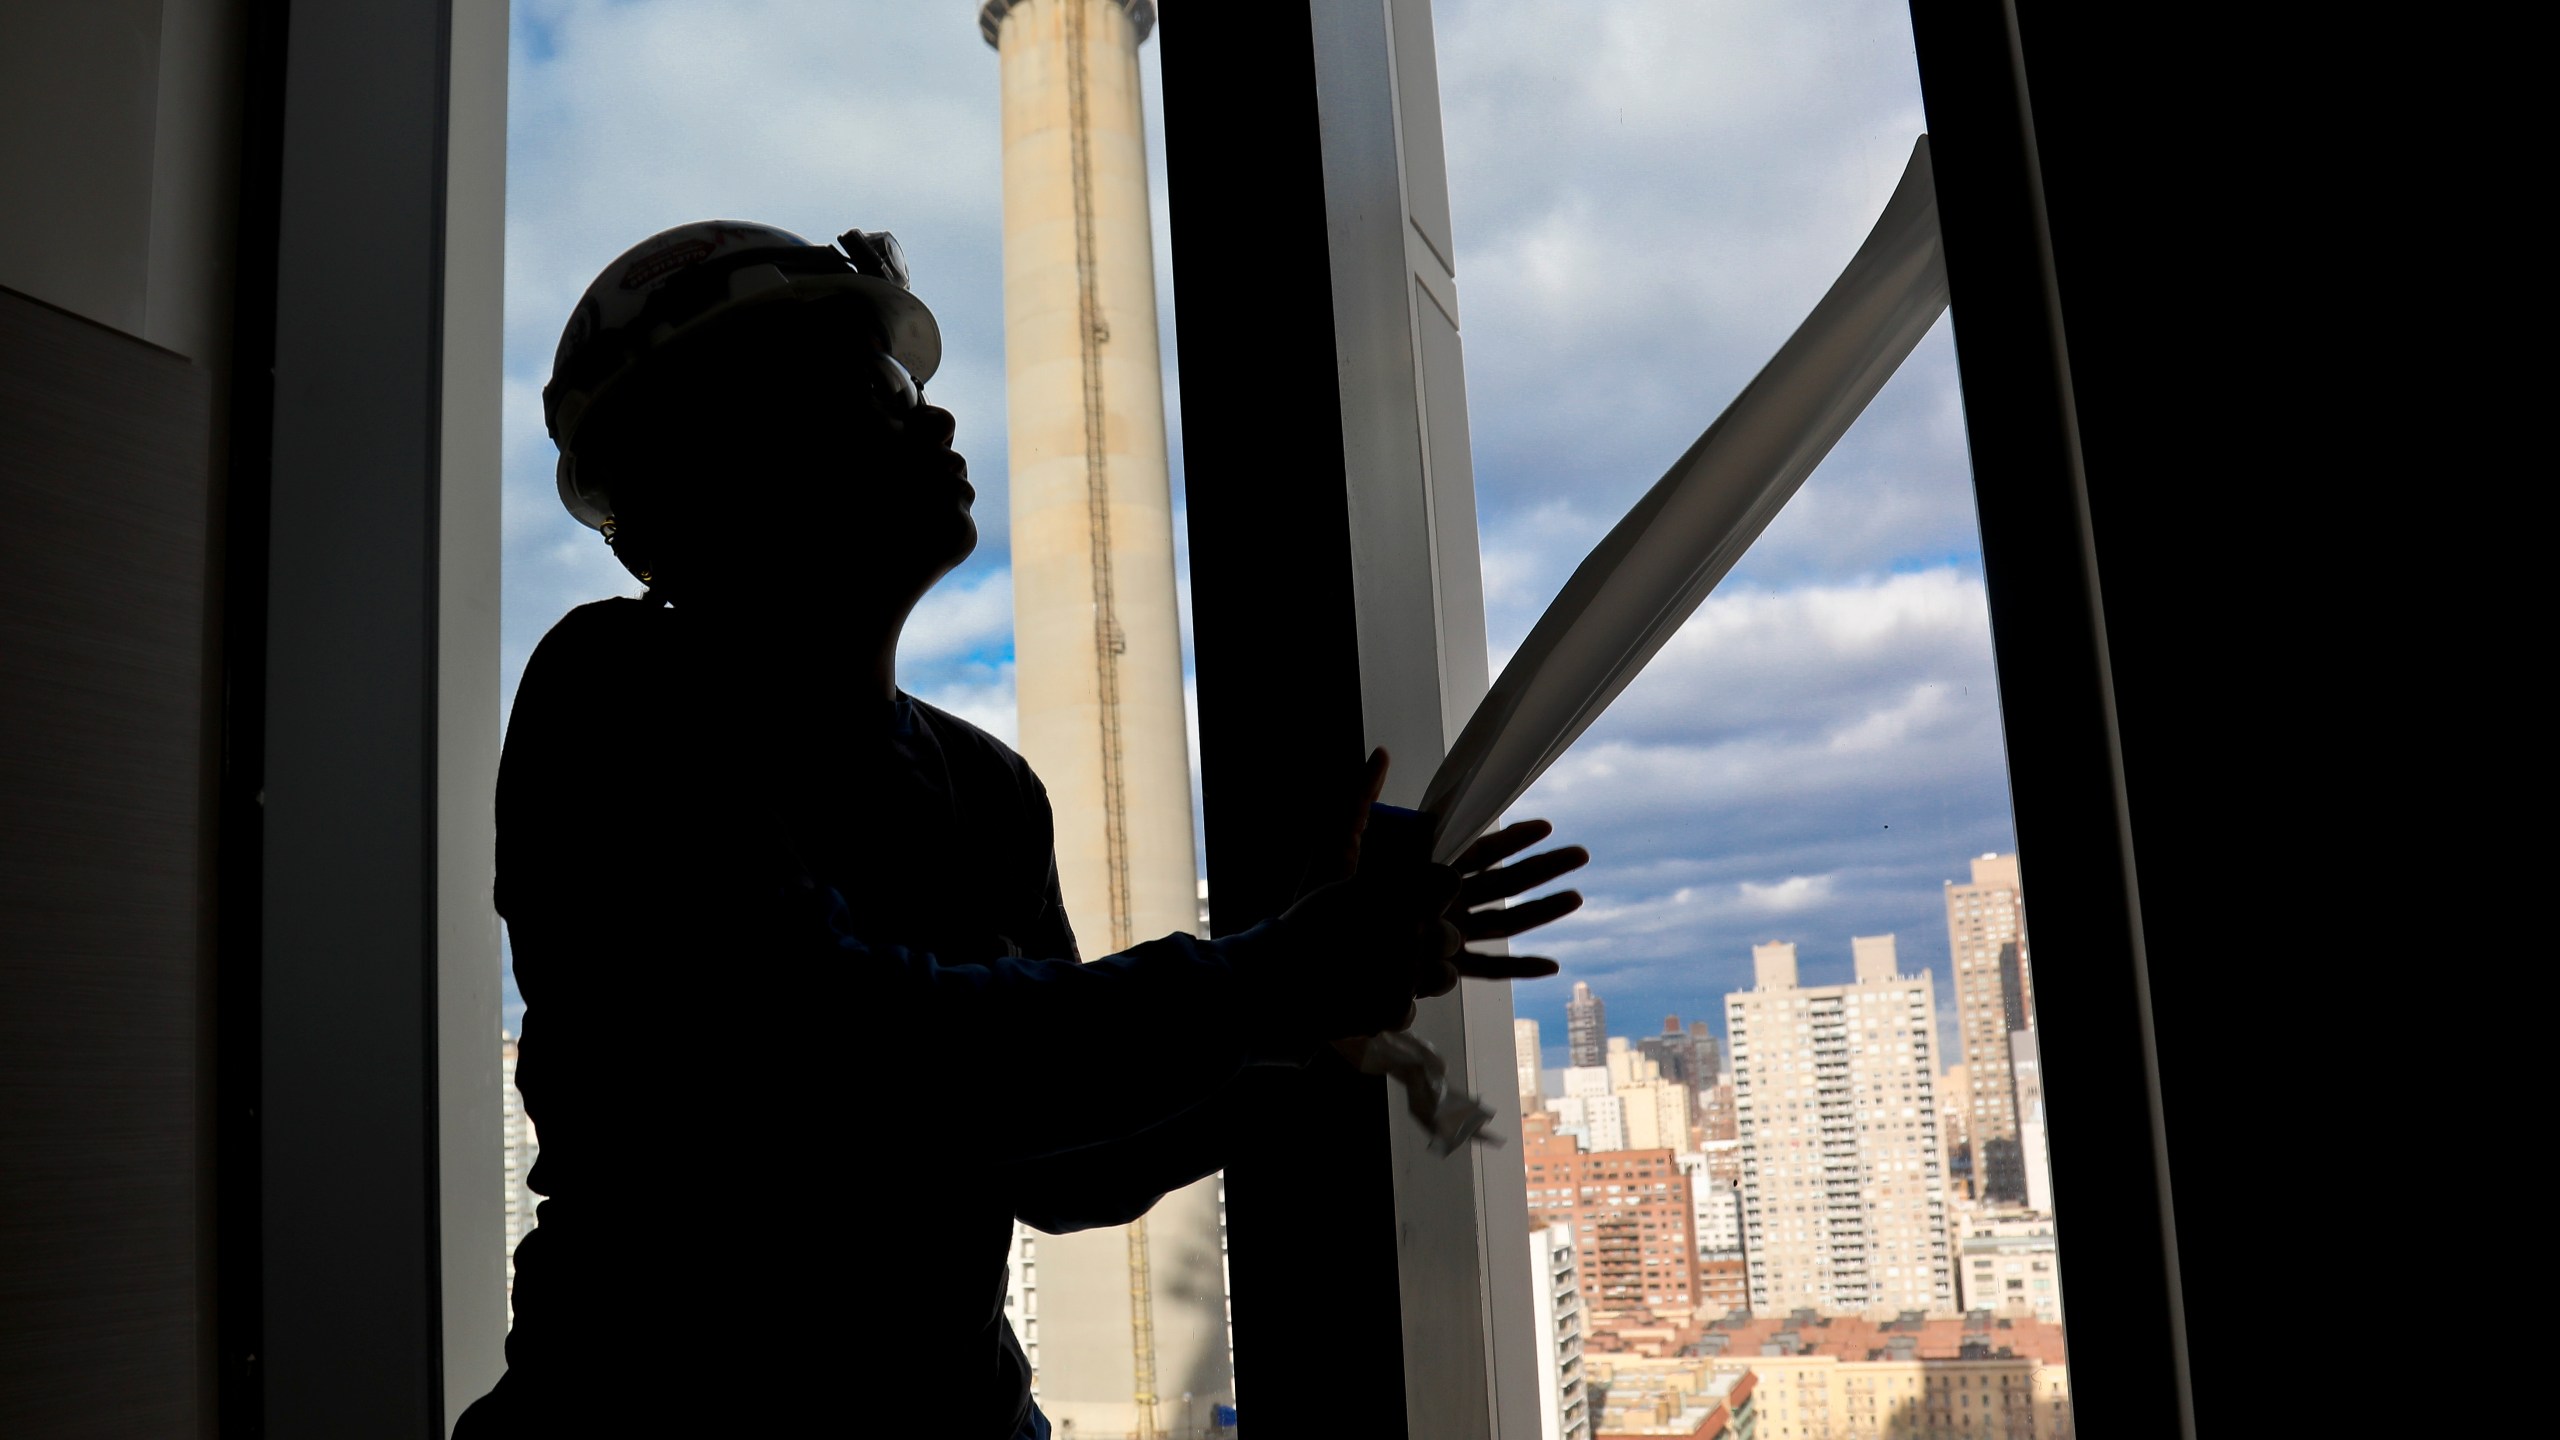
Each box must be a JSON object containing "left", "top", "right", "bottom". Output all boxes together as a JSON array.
[{"left": 601, "top": 304, "right": 975, "bottom": 621}]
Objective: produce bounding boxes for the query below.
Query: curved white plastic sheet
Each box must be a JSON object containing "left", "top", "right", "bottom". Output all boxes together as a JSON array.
[{"left": 1419, "top": 137, "right": 1950, "bottom": 865}]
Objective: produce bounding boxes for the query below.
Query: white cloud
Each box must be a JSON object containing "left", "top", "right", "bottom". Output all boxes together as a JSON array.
[
  {"left": 1494, "top": 568, "right": 2012, "bottom": 1042},
  {"left": 899, "top": 567, "right": 1012, "bottom": 670},
  {"left": 1740, "top": 875, "right": 1835, "bottom": 914}
]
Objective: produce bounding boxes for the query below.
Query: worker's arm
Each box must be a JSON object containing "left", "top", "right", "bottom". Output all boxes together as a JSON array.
[
  {"left": 1003, "top": 1074, "right": 1260, "bottom": 1234},
  {"left": 803, "top": 875, "right": 1323, "bottom": 1164}
]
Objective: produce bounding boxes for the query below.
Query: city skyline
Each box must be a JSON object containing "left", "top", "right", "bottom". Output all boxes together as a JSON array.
[
  {"left": 1511, "top": 907, "right": 2070, "bottom": 1437},
  {"left": 1519, "top": 870, "right": 2002, "bottom": 1070}
]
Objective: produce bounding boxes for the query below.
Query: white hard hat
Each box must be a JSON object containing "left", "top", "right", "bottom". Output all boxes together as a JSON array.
[{"left": 543, "top": 219, "right": 944, "bottom": 530}]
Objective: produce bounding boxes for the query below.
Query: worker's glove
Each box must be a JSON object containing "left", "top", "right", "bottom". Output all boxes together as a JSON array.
[
  {"left": 1265, "top": 859, "right": 1466, "bottom": 1043},
  {"left": 1250, "top": 751, "right": 1589, "bottom": 1156}
]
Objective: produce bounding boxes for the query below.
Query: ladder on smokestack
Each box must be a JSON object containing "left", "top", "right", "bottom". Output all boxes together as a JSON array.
[{"left": 1060, "top": 2, "right": 1157, "bottom": 1434}]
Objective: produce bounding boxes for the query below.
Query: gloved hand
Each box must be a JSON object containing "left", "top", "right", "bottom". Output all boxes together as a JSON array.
[
  {"left": 1256, "top": 750, "right": 1587, "bottom": 1052},
  {"left": 1270, "top": 845, "right": 1466, "bottom": 1042}
]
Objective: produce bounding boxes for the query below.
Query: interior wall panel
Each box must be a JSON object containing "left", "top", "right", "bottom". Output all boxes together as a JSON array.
[{"left": 0, "top": 283, "right": 214, "bottom": 1439}]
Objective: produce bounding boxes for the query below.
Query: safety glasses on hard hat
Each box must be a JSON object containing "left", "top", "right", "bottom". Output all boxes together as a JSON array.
[
  {"left": 837, "top": 229, "right": 911, "bottom": 290},
  {"left": 856, "top": 347, "right": 925, "bottom": 417}
]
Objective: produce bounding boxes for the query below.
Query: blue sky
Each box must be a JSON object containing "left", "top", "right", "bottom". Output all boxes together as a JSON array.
[{"left": 494, "top": 0, "right": 2018, "bottom": 1061}]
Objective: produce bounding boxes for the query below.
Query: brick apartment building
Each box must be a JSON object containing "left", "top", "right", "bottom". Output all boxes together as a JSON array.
[{"left": 1524, "top": 1116, "right": 1703, "bottom": 1313}]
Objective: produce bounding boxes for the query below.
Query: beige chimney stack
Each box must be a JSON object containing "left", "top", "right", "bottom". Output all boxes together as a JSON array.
[{"left": 980, "top": 3, "right": 1223, "bottom": 1436}]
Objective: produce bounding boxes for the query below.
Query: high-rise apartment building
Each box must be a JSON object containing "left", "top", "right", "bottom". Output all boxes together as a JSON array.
[
  {"left": 1677, "top": 1152, "right": 1750, "bottom": 1315},
  {"left": 1522, "top": 1129, "right": 1702, "bottom": 1313},
  {"left": 1527, "top": 1221, "right": 1592, "bottom": 1440},
  {"left": 499, "top": 1030, "right": 539, "bottom": 1321},
  {"left": 1516, "top": 1017, "right": 1545, "bottom": 1112},
  {"left": 1697, "top": 1077, "right": 1737, "bottom": 1146},
  {"left": 1567, "top": 980, "right": 1607, "bottom": 1067},
  {"left": 1728, "top": 938, "right": 1952, "bottom": 1318},
  {"left": 1681, "top": 1156, "right": 1746, "bottom": 1259},
  {"left": 1947, "top": 853, "right": 2032, "bottom": 1202}
]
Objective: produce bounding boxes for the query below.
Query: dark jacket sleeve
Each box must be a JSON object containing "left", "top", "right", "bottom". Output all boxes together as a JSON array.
[
  {"left": 1003, "top": 1077, "right": 1264, "bottom": 1234},
  {"left": 989, "top": 776, "right": 1317, "bottom": 1233},
  {"left": 813, "top": 875, "right": 1303, "bottom": 1163}
]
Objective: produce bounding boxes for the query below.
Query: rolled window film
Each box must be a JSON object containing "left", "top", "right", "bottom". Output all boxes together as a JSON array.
[{"left": 1420, "top": 138, "right": 1950, "bottom": 863}]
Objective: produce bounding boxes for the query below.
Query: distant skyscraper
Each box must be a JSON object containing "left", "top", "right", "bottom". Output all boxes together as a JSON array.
[
  {"left": 1515, "top": 1017, "right": 1544, "bottom": 1111},
  {"left": 1728, "top": 938, "right": 1952, "bottom": 1318},
  {"left": 1636, "top": 1015, "right": 1687, "bottom": 1086},
  {"left": 499, "top": 1031, "right": 539, "bottom": 1321},
  {"left": 1567, "top": 981, "right": 1607, "bottom": 1067},
  {"left": 1688, "top": 1019, "right": 1721, "bottom": 1085},
  {"left": 1636, "top": 1013, "right": 1720, "bottom": 1095},
  {"left": 1947, "top": 854, "right": 2032, "bottom": 1202}
]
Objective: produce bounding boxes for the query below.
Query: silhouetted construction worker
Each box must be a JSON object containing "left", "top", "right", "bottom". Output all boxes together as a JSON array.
[{"left": 452, "top": 221, "right": 1586, "bottom": 1437}]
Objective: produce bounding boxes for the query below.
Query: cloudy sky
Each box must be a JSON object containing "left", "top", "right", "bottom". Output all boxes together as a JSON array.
[{"left": 495, "top": 0, "right": 2018, "bottom": 1061}]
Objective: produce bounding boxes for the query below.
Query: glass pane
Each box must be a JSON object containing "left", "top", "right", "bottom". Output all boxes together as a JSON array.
[
  {"left": 1431, "top": 1, "right": 2074, "bottom": 1434},
  {"left": 497, "top": 3, "right": 1222, "bottom": 1432}
]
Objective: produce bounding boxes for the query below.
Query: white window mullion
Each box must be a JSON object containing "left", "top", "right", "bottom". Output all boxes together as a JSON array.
[{"left": 1309, "top": 3, "right": 1538, "bottom": 1436}]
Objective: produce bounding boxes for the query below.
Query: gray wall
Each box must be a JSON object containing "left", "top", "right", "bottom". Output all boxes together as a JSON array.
[
  {"left": 0, "top": 1, "right": 507, "bottom": 1432},
  {"left": 0, "top": 0, "right": 247, "bottom": 362},
  {"left": 0, "top": 280, "right": 218, "bottom": 1440},
  {"left": 0, "top": 4, "right": 246, "bottom": 1434}
]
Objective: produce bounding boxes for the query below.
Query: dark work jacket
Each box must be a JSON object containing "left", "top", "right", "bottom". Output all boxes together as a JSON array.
[{"left": 458, "top": 596, "right": 1302, "bottom": 1438}]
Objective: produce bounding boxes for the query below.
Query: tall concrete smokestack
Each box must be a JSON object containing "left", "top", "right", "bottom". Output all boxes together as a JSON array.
[{"left": 978, "top": 3, "right": 1225, "bottom": 1436}]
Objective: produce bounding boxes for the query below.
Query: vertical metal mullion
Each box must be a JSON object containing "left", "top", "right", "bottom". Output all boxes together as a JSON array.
[
  {"left": 1308, "top": 2, "right": 1532, "bottom": 1434},
  {"left": 1160, "top": 4, "right": 1413, "bottom": 1435},
  {"left": 257, "top": 1, "right": 502, "bottom": 1432},
  {"left": 434, "top": 0, "right": 510, "bottom": 1427},
  {"left": 218, "top": 1, "right": 294, "bottom": 1432}
]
